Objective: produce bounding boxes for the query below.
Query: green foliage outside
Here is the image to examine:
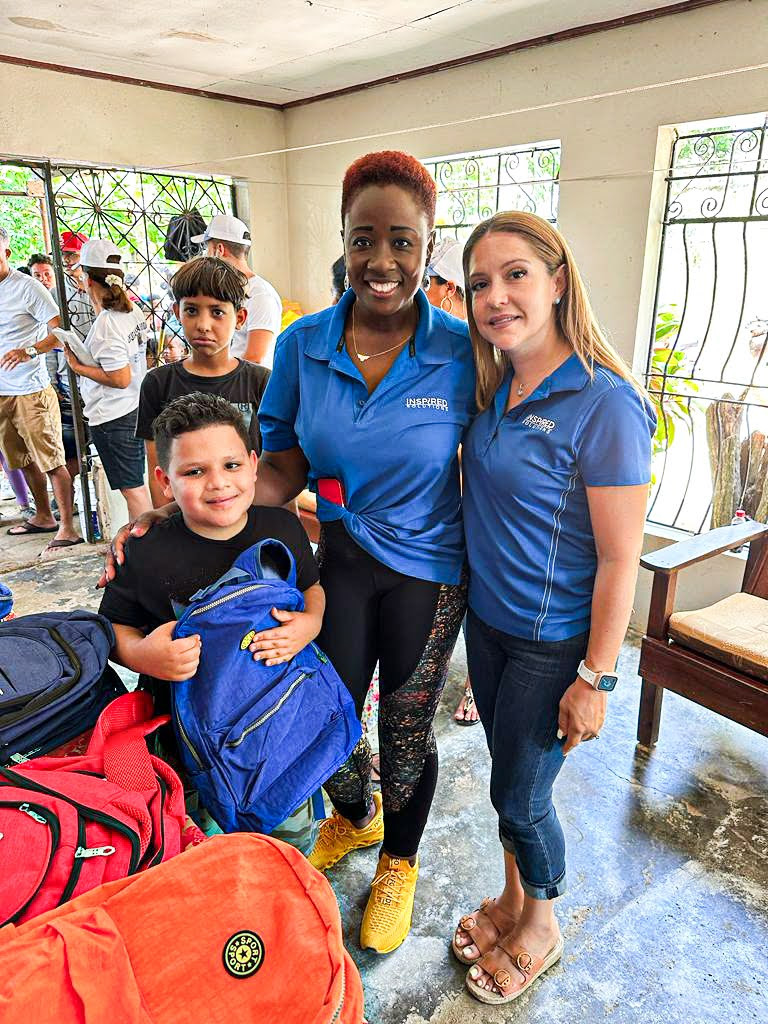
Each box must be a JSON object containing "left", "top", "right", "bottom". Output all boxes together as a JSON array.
[
  {"left": 648, "top": 305, "right": 699, "bottom": 482},
  {"left": 0, "top": 166, "right": 46, "bottom": 264}
]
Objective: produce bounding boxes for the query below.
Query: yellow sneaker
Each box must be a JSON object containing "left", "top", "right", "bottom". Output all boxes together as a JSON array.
[
  {"left": 360, "top": 851, "right": 419, "bottom": 954},
  {"left": 308, "top": 790, "right": 383, "bottom": 872}
]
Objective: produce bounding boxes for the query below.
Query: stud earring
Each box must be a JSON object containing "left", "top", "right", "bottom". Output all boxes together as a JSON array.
[{"left": 554, "top": 296, "right": 561, "bottom": 305}]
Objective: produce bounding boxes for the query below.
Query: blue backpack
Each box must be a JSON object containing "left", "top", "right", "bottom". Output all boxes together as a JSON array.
[
  {"left": 0, "top": 610, "right": 127, "bottom": 764},
  {"left": 172, "top": 540, "right": 361, "bottom": 835}
]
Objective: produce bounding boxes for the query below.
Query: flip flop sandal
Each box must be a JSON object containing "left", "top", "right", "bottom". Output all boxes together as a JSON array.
[
  {"left": 7, "top": 521, "right": 58, "bottom": 535},
  {"left": 451, "top": 897, "right": 518, "bottom": 965},
  {"left": 43, "top": 538, "right": 86, "bottom": 551},
  {"left": 455, "top": 685, "right": 480, "bottom": 727},
  {"left": 465, "top": 934, "right": 564, "bottom": 1005}
]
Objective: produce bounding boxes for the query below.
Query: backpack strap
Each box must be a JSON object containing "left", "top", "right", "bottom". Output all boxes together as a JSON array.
[
  {"left": 232, "top": 539, "right": 298, "bottom": 588},
  {"left": 87, "top": 692, "right": 169, "bottom": 794}
]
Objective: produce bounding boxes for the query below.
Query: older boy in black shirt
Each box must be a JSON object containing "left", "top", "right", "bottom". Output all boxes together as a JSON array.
[{"left": 137, "top": 258, "right": 270, "bottom": 507}]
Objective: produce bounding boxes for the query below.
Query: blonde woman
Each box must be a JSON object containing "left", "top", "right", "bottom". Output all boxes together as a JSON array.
[{"left": 452, "top": 212, "right": 654, "bottom": 1004}]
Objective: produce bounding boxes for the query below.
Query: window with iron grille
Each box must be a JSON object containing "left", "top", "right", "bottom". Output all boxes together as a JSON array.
[
  {"left": 423, "top": 141, "right": 561, "bottom": 245},
  {"left": 647, "top": 114, "right": 768, "bottom": 534}
]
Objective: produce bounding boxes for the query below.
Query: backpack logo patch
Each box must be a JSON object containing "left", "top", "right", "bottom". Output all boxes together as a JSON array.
[
  {"left": 240, "top": 629, "right": 256, "bottom": 651},
  {"left": 223, "top": 930, "right": 265, "bottom": 978}
]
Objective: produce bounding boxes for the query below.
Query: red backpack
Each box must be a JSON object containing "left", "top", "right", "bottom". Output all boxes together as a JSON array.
[
  {"left": 0, "top": 692, "right": 201, "bottom": 925},
  {"left": 0, "top": 832, "right": 366, "bottom": 1023}
]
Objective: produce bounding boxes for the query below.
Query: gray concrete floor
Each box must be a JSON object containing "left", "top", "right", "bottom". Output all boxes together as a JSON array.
[{"left": 3, "top": 549, "right": 767, "bottom": 1024}]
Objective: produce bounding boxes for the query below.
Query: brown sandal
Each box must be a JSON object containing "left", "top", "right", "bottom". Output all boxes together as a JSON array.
[
  {"left": 451, "top": 897, "right": 518, "bottom": 965},
  {"left": 466, "top": 932, "right": 564, "bottom": 1004}
]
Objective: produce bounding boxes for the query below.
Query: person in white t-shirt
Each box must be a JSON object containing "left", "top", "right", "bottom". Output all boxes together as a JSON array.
[
  {"left": 61, "top": 240, "right": 152, "bottom": 520},
  {"left": 192, "top": 214, "right": 282, "bottom": 367},
  {"left": 0, "top": 226, "right": 81, "bottom": 548}
]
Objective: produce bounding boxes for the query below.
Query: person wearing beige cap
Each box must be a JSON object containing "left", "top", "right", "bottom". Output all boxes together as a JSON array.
[
  {"left": 192, "top": 214, "right": 282, "bottom": 368},
  {"left": 425, "top": 237, "right": 477, "bottom": 725}
]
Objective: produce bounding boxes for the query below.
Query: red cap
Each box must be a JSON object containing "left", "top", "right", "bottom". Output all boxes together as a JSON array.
[{"left": 60, "top": 231, "right": 89, "bottom": 253}]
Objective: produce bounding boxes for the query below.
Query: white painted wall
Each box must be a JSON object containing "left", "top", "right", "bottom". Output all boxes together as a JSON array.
[{"left": 0, "top": 65, "right": 291, "bottom": 293}]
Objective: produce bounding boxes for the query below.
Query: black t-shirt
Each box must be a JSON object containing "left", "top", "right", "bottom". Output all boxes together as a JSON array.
[
  {"left": 136, "top": 359, "right": 270, "bottom": 453},
  {"left": 98, "top": 506, "right": 319, "bottom": 711},
  {"left": 100, "top": 506, "right": 319, "bottom": 634}
]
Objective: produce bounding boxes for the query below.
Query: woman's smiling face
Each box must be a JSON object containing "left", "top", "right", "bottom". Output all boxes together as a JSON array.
[
  {"left": 343, "top": 184, "right": 432, "bottom": 318},
  {"left": 468, "top": 231, "right": 564, "bottom": 355}
]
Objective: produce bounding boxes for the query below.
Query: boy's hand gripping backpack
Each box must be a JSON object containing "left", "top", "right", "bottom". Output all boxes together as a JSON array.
[
  {"left": 172, "top": 539, "right": 361, "bottom": 834},
  {"left": 0, "top": 832, "right": 366, "bottom": 1024},
  {"left": 0, "top": 610, "right": 127, "bottom": 764}
]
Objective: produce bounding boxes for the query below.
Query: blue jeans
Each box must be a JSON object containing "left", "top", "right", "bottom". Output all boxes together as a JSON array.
[{"left": 466, "top": 608, "right": 588, "bottom": 900}]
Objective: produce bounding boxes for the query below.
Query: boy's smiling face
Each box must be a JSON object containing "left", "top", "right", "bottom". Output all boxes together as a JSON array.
[
  {"left": 157, "top": 423, "right": 256, "bottom": 539},
  {"left": 174, "top": 293, "right": 247, "bottom": 359}
]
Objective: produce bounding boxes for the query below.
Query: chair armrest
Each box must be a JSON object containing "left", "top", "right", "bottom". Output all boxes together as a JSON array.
[{"left": 640, "top": 521, "right": 768, "bottom": 575}]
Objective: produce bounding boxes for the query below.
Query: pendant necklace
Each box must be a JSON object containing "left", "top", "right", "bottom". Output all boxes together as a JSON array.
[{"left": 351, "top": 305, "right": 411, "bottom": 363}]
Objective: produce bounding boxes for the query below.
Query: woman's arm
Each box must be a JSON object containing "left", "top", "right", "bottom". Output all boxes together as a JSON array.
[
  {"left": 558, "top": 483, "right": 648, "bottom": 753},
  {"left": 254, "top": 447, "right": 310, "bottom": 506},
  {"left": 63, "top": 347, "right": 131, "bottom": 389}
]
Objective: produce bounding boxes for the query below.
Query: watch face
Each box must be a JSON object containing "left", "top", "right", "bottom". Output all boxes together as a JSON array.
[{"left": 597, "top": 674, "right": 618, "bottom": 692}]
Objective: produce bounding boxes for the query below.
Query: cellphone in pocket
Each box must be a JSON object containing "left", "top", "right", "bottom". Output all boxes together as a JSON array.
[{"left": 317, "top": 478, "right": 346, "bottom": 507}]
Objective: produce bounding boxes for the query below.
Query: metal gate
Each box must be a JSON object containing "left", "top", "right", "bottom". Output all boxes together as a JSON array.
[{"left": 0, "top": 157, "right": 235, "bottom": 540}]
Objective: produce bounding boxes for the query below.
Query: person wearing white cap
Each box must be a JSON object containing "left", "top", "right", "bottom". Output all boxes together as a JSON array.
[
  {"left": 192, "top": 214, "right": 282, "bottom": 368},
  {"left": 424, "top": 237, "right": 477, "bottom": 725},
  {"left": 425, "top": 237, "right": 467, "bottom": 321},
  {"left": 60, "top": 239, "right": 152, "bottom": 520}
]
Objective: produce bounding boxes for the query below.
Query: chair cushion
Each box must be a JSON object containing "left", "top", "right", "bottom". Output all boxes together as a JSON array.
[{"left": 668, "top": 592, "right": 768, "bottom": 682}]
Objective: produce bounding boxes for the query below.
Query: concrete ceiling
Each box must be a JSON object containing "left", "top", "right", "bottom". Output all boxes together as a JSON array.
[{"left": 1, "top": 0, "right": 711, "bottom": 106}]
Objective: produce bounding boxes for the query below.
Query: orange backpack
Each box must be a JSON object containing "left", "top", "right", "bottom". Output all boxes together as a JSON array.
[{"left": 0, "top": 832, "right": 365, "bottom": 1023}]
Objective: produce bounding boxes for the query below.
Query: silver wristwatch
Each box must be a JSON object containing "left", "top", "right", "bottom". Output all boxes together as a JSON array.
[
  {"left": 577, "top": 659, "right": 618, "bottom": 692},
  {"left": 23, "top": 345, "right": 38, "bottom": 359}
]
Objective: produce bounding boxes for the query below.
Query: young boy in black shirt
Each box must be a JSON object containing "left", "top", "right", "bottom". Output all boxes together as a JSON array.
[
  {"left": 137, "top": 258, "right": 270, "bottom": 507},
  {"left": 101, "top": 392, "right": 324, "bottom": 713}
]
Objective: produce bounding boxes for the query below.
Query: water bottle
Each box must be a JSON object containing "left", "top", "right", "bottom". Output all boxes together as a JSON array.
[
  {"left": 77, "top": 475, "right": 102, "bottom": 542},
  {"left": 730, "top": 508, "right": 747, "bottom": 554}
]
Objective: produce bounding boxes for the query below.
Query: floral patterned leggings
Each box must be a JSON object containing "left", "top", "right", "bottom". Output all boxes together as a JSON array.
[{"left": 316, "top": 522, "right": 467, "bottom": 859}]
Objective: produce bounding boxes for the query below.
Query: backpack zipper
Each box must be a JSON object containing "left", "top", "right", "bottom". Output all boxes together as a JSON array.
[
  {"left": 328, "top": 962, "right": 345, "bottom": 1024},
  {"left": 0, "top": 767, "right": 142, "bottom": 875},
  {"left": 225, "top": 672, "right": 309, "bottom": 748},
  {"left": 0, "top": 799, "right": 61, "bottom": 925},
  {"left": 189, "top": 584, "right": 266, "bottom": 616},
  {"left": 175, "top": 714, "right": 205, "bottom": 770}
]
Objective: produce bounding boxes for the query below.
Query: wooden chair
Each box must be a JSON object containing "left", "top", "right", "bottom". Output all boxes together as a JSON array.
[{"left": 637, "top": 519, "right": 768, "bottom": 748}]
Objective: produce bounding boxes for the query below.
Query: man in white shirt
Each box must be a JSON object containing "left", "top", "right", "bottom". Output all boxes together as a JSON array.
[
  {"left": 192, "top": 214, "right": 282, "bottom": 367},
  {"left": 0, "top": 227, "right": 80, "bottom": 548}
]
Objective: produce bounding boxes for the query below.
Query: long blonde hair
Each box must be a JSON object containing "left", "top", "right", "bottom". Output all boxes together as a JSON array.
[{"left": 463, "top": 211, "right": 646, "bottom": 411}]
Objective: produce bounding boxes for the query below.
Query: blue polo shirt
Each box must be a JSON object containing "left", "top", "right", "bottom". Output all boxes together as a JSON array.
[
  {"left": 259, "top": 289, "right": 475, "bottom": 584},
  {"left": 463, "top": 355, "right": 655, "bottom": 641}
]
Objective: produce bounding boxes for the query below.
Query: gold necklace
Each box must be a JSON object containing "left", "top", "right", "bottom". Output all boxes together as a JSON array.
[
  {"left": 351, "top": 305, "right": 412, "bottom": 363},
  {"left": 514, "top": 355, "right": 569, "bottom": 397}
]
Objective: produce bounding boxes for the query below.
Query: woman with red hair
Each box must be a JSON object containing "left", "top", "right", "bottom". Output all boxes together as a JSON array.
[
  {"left": 256, "top": 150, "right": 475, "bottom": 953},
  {"left": 105, "top": 151, "right": 475, "bottom": 954}
]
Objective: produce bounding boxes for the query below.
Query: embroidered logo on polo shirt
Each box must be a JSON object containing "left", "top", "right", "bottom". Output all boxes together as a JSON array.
[
  {"left": 405, "top": 397, "right": 449, "bottom": 411},
  {"left": 522, "top": 413, "right": 556, "bottom": 434}
]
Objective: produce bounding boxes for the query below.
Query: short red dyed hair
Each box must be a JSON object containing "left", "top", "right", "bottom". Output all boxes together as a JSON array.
[{"left": 341, "top": 151, "right": 437, "bottom": 227}]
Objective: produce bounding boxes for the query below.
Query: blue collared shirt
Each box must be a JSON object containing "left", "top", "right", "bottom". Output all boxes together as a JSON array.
[
  {"left": 259, "top": 289, "right": 476, "bottom": 584},
  {"left": 463, "top": 355, "right": 655, "bottom": 641}
]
